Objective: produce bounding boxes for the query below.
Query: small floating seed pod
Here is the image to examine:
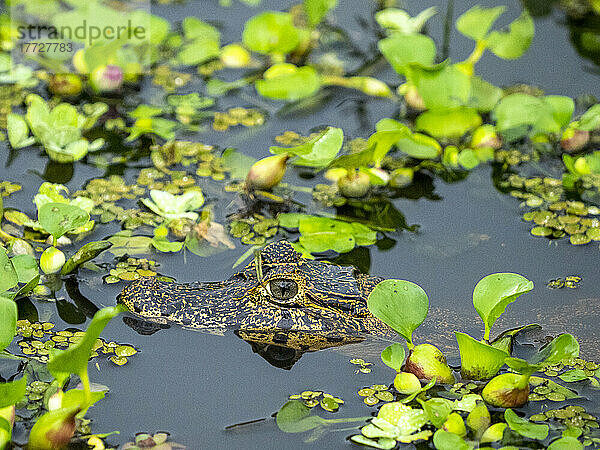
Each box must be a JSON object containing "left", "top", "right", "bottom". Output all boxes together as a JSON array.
[
  {"left": 337, "top": 170, "right": 370, "bottom": 198},
  {"left": 403, "top": 343, "right": 455, "bottom": 384},
  {"left": 40, "top": 247, "right": 66, "bottom": 275},
  {"left": 245, "top": 154, "right": 289, "bottom": 191},
  {"left": 481, "top": 373, "right": 530, "bottom": 408}
]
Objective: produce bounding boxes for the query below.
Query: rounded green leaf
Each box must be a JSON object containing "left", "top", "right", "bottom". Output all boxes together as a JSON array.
[
  {"left": 0, "top": 376, "right": 27, "bottom": 408},
  {"left": 548, "top": 437, "right": 583, "bottom": 450},
  {"left": 242, "top": 12, "right": 300, "bottom": 55},
  {"left": 487, "top": 10, "right": 534, "bottom": 60},
  {"left": 0, "top": 296, "right": 17, "bottom": 352},
  {"left": 456, "top": 6, "right": 505, "bottom": 41},
  {"left": 256, "top": 65, "right": 321, "bottom": 101},
  {"left": 455, "top": 332, "right": 508, "bottom": 380},
  {"left": 381, "top": 343, "right": 406, "bottom": 371},
  {"left": 378, "top": 34, "right": 436, "bottom": 75},
  {"left": 38, "top": 202, "right": 90, "bottom": 240},
  {"left": 473, "top": 273, "right": 533, "bottom": 341},
  {"left": 0, "top": 248, "right": 18, "bottom": 293},
  {"left": 367, "top": 280, "right": 429, "bottom": 346},
  {"left": 505, "top": 409, "right": 548, "bottom": 440},
  {"left": 415, "top": 108, "right": 482, "bottom": 139},
  {"left": 270, "top": 127, "right": 343, "bottom": 167},
  {"left": 432, "top": 429, "right": 471, "bottom": 450},
  {"left": 276, "top": 400, "right": 325, "bottom": 433},
  {"left": 395, "top": 133, "right": 441, "bottom": 159}
]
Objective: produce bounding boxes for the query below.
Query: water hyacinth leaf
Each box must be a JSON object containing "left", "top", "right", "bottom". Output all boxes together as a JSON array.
[
  {"left": 0, "top": 248, "right": 18, "bottom": 293},
  {"left": 60, "top": 389, "right": 105, "bottom": 410},
  {"left": 395, "top": 133, "right": 441, "bottom": 159},
  {"left": 7, "top": 113, "right": 35, "bottom": 149},
  {"left": 493, "top": 93, "right": 559, "bottom": 139},
  {"left": 377, "top": 34, "right": 436, "bottom": 75},
  {"left": 256, "top": 65, "right": 321, "bottom": 101},
  {"left": 458, "top": 149, "right": 479, "bottom": 170},
  {"left": 415, "top": 108, "right": 482, "bottom": 139},
  {"left": 153, "top": 227, "right": 184, "bottom": 253},
  {"left": 61, "top": 240, "right": 113, "bottom": 275},
  {"left": 298, "top": 218, "right": 356, "bottom": 253},
  {"left": 411, "top": 64, "right": 471, "bottom": 109},
  {"left": 10, "top": 254, "right": 38, "bottom": 284},
  {"left": 270, "top": 127, "right": 343, "bottom": 167},
  {"left": 367, "top": 280, "right": 428, "bottom": 347},
  {"left": 38, "top": 202, "right": 90, "bottom": 241},
  {"left": 469, "top": 76, "right": 503, "bottom": 112},
  {"left": 544, "top": 95, "right": 575, "bottom": 129},
  {"left": 375, "top": 7, "right": 436, "bottom": 34},
  {"left": 276, "top": 400, "right": 325, "bottom": 433},
  {"left": 558, "top": 369, "right": 587, "bottom": 382},
  {"left": 530, "top": 333, "right": 579, "bottom": 366},
  {"left": 107, "top": 231, "right": 152, "bottom": 257},
  {"left": 455, "top": 332, "right": 508, "bottom": 380},
  {"left": 182, "top": 17, "right": 220, "bottom": 41},
  {"left": 350, "top": 435, "right": 395, "bottom": 450},
  {"left": 369, "top": 122, "right": 411, "bottom": 166},
  {"left": 456, "top": 6, "right": 505, "bottom": 41},
  {"left": 221, "top": 148, "right": 257, "bottom": 180},
  {"left": 504, "top": 409, "right": 548, "bottom": 440},
  {"left": 432, "top": 429, "right": 471, "bottom": 450},
  {"left": 548, "top": 436, "right": 584, "bottom": 450},
  {"left": 304, "top": 0, "right": 338, "bottom": 26},
  {"left": 578, "top": 104, "right": 600, "bottom": 131},
  {"left": 381, "top": 343, "right": 406, "bottom": 371},
  {"left": 47, "top": 306, "right": 125, "bottom": 381},
  {"left": 472, "top": 273, "right": 533, "bottom": 341},
  {"left": 178, "top": 39, "right": 221, "bottom": 65},
  {"left": 242, "top": 12, "right": 300, "bottom": 54},
  {"left": 0, "top": 296, "right": 17, "bottom": 352},
  {"left": 0, "top": 377, "right": 27, "bottom": 408},
  {"left": 487, "top": 10, "right": 534, "bottom": 59},
  {"left": 421, "top": 397, "right": 453, "bottom": 428}
]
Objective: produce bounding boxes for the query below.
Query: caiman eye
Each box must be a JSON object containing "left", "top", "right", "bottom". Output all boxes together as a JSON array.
[{"left": 268, "top": 279, "right": 298, "bottom": 301}]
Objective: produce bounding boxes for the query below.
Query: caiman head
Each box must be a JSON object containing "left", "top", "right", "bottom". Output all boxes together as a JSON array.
[{"left": 118, "top": 240, "right": 395, "bottom": 352}]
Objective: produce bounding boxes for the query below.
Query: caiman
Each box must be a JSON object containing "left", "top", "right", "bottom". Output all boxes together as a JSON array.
[{"left": 118, "top": 240, "right": 396, "bottom": 358}]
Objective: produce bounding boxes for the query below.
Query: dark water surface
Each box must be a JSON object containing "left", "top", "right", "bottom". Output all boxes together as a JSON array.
[{"left": 2, "top": 0, "right": 600, "bottom": 448}]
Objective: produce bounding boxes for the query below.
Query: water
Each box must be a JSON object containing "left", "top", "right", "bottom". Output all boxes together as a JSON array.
[{"left": 2, "top": 0, "right": 600, "bottom": 448}]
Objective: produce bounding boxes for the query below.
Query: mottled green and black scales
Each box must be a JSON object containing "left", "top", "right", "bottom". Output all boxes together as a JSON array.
[{"left": 118, "top": 240, "right": 395, "bottom": 347}]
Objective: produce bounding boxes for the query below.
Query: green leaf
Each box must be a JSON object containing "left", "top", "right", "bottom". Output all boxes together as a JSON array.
[
  {"left": 0, "top": 376, "right": 27, "bottom": 408},
  {"left": 544, "top": 95, "right": 575, "bottom": 129},
  {"left": 270, "top": 127, "right": 343, "bottom": 167},
  {"left": 505, "top": 409, "right": 548, "bottom": 440},
  {"left": 422, "top": 397, "right": 453, "bottom": 428},
  {"left": 304, "top": 0, "right": 338, "bottom": 27},
  {"left": 548, "top": 437, "right": 584, "bottom": 450},
  {"left": 38, "top": 203, "right": 90, "bottom": 241},
  {"left": 178, "top": 39, "right": 221, "bottom": 65},
  {"left": 48, "top": 306, "right": 124, "bottom": 380},
  {"left": 558, "top": 369, "right": 587, "bottom": 382},
  {"left": 577, "top": 104, "right": 600, "bottom": 131},
  {"left": 0, "top": 248, "right": 18, "bottom": 293},
  {"left": 368, "top": 126, "right": 411, "bottom": 166},
  {"left": 7, "top": 114, "right": 34, "bottom": 149},
  {"left": 472, "top": 273, "right": 533, "bottom": 341},
  {"left": 415, "top": 108, "right": 482, "bottom": 139},
  {"left": 28, "top": 406, "right": 80, "bottom": 450},
  {"left": 432, "top": 429, "right": 472, "bottom": 450},
  {"left": 412, "top": 64, "right": 471, "bottom": 109},
  {"left": 530, "top": 333, "right": 579, "bottom": 366},
  {"left": 0, "top": 296, "right": 17, "bottom": 352},
  {"left": 60, "top": 389, "right": 105, "bottom": 410},
  {"left": 381, "top": 343, "right": 406, "bottom": 371},
  {"left": 256, "top": 65, "right": 321, "bottom": 101},
  {"left": 469, "top": 76, "right": 503, "bottom": 112},
  {"left": 242, "top": 12, "right": 300, "bottom": 54},
  {"left": 152, "top": 227, "right": 184, "bottom": 253},
  {"left": 378, "top": 34, "right": 436, "bottom": 75},
  {"left": 375, "top": 7, "right": 436, "bottom": 34},
  {"left": 455, "top": 332, "right": 508, "bottom": 380},
  {"left": 182, "top": 17, "right": 220, "bottom": 42},
  {"left": 395, "top": 133, "right": 441, "bottom": 159},
  {"left": 367, "top": 280, "right": 428, "bottom": 346},
  {"left": 61, "top": 241, "right": 113, "bottom": 275},
  {"left": 487, "top": 10, "right": 534, "bottom": 59},
  {"left": 221, "top": 148, "right": 257, "bottom": 180},
  {"left": 10, "top": 254, "right": 38, "bottom": 284},
  {"left": 458, "top": 149, "right": 479, "bottom": 170},
  {"left": 276, "top": 400, "right": 325, "bottom": 433},
  {"left": 456, "top": 6, "right": 505, "bottom": 41},
  {"left": 107, "top": 231, "right": 152, "bottom": 257}
]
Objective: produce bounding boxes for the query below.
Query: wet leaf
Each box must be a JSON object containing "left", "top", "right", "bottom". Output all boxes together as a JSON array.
[
  {"left": 304, "top": 0, "right": 337, "bottom": 26},
  {"left": 472, "top": 273, "right": 533, "bottom": 341},
  {"left": 0, "top": 296, "right": 17, "bottom": 352},
  {"left": 242, "top": 12, "right": 300, "bottom": 54},
  {"left": 38, "top": 202, "right": 90, "bottom": 241},
  {"left": 505, "top": 409, "right": 549, "bottom": 440},
  {"left": 221, "top": 148, "right": 256, "bottom": 180},
  {"left": 415, "top": 107, "right": 482, "bottom": 139},
  {"left": 256, "top": 64, "right": 321, "bottom": 101},
  {"left": 381, "top": 343, "right": 406, "bottom": 371},
  {"left": 455, "top": 332, "right": 508, "bottom": 380},
  {"left": 367, "top": 280, "right": 428, "bottom": 347},
  {"left": 378, "top": 34, "right": 436, "bottom": 75},
  {"left": 276, "top": 400, "right": 325, "bottom": 433},
  {"left": 421, "top": 397, "right": 452, "bottom": 428},
  {"left": 375, "top": 7, "right": 436, "bottom": 34},
  {"left": 0, "top": 248, "right": 18, "bottom": 293},
  {"left": 456, "top": 6, "right": 505, "bottom": 41},
  {"left": 0, "top": 376, "right": 26, "bottom": 408},
  {"left": 558, "top": 369, "right": 587, "bottom": 383},
  {"left": 270, "top": 127, "right": 343, "bottom": 167},
  {"left": 487, "top": 10, "right": 534, "bottom": 59},
  {"left": 395, "top": 133, "right": 441, "bottom": 159},
  {"left": 432, "top": 429, "right": 471, "bottom": 450},
  {"left": 107, "top": 231, "right": 152, "bottom": 257},
  {"left": 548, "top": 436, "right": 583, "bottom": 450}
]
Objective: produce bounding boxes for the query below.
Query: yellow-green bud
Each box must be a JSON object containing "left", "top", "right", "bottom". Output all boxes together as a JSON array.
[
  {"left": 245, "top": 154, "right": 290, "bottom": 191},
  {"left": 40, "top": 247, "right": 66, "bottom": 274},
  {"left": 393, "top": 372, "right": 421, "bottom": 394},
  {"left": 481, "top": 373, "right": 529, "bottom": 408},
  {"left": 337, "top": 171, "right": 371, "bottom": 198},
  {"left": 221, "top": 44, "right": 251, "bottom": 68},
  {"left": 404, "top": 344, "right": 455, "bottom": 384}
]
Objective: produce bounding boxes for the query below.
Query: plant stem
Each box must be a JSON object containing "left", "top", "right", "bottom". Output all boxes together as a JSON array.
[{"left": 79, "top": 369, "right": 92, "bottom": 407}]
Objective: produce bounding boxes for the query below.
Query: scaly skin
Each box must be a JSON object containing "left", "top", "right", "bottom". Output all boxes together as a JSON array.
[{"left": 118, "top": 240, "right": 396, "bottom": 350}]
